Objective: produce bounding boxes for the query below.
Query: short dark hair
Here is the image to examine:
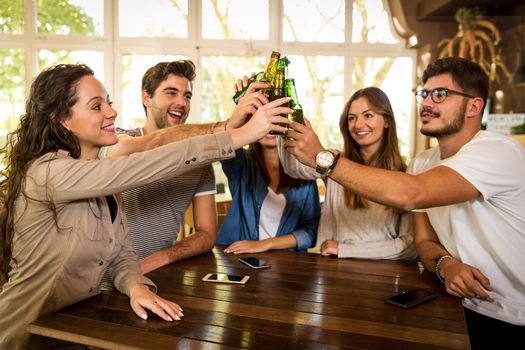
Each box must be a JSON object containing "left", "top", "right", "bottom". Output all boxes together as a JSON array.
[
  {"left": 141, "top": 60, "right": 196, "bottom": 114},
  {"left": 422, "top": 57, "right": 489, "bottom": 111}
]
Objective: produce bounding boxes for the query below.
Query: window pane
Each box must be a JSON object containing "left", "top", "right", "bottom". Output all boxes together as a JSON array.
[
  {"left": 38, "top": 50, "right": 104, "bottom": 81},
  {"left": 119, "top": 0, "right": 188, "bottom": 38},
  {"left": 352, "top": 0, "right": 398, "bottom": 43},
  {"left": 0, "top": 48, "right": 25, "bottom": 136},
  {"left": 352, "top": 56, "right": 413, "bottom": 157},
  {"left": 201, "top": 55, "right": 266, "bottom": 123},
  {"left": 202, "top": 0, "right": 268, "bottom": 40},
  {"left": 283, "top": 0, "right": 344, "bottom": 43},
  {"left": 1, "top": 0, "right": 24, "bottom": 34},
  {"left": 37, "top": 0, "right": 103, "bottom": 35},
  {"left": 287, "top": 55, "right": 344, "bottom": 149},
  {"left": 121, "top": 54, "right": 186, "bottom": 128}
]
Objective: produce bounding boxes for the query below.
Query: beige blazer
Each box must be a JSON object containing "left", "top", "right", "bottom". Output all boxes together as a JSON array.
[{"left": 0, "top": 132, "right": 234, "bottom": 349}]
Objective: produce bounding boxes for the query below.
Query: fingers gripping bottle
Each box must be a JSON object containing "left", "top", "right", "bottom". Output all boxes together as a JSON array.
[
  {"left": 232, "top": 51, "right": 280, "bottom": 104},
  {"left": 284, "top": 78, "right": 304, "bottom": 140}
]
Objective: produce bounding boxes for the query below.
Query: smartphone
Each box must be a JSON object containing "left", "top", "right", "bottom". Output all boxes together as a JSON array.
[
  {"left": 238, "top": 257, "right": 271, "bottom": 269},
  {"left": 384, "top": 288, "right": 437, "bottom": 309},
  {"left": 202, "top": 273, "right": 250, "bottom": 284}
]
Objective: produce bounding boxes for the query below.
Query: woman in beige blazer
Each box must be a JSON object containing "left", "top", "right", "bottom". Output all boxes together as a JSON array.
[{"left": 0, "top": 63, "right": 291, "bottom": 349}]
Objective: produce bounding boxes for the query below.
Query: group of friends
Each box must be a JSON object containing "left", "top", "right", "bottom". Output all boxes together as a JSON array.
[{"left": 0, "top": 56, "right": 523, "bottom": 349}]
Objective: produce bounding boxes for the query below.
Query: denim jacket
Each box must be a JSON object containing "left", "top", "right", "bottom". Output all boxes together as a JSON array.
[{"left": 217, "top": 148, "right": 320, "bottom": 250}]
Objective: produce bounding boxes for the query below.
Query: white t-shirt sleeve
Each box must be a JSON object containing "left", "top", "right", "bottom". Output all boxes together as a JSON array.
[{"left": 442, "top": 135, "right": 524, "bottom": 201}]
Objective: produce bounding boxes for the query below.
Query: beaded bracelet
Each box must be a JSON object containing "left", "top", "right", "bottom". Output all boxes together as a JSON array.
[{"left": 435, "top": 255, "right": 454, "bottom": 284}]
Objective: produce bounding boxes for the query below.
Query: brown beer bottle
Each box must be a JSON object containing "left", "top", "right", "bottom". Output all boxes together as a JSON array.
[
  {"left": 232, "top": 51, "right": 280, "bottom": 104},
  {"left": 268, "top": 66, "right": 287, "bottom": 135}
]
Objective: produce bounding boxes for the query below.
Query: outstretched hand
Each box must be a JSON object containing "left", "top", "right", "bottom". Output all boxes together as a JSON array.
[
  {"left": 229, "top": 81, "right": 270, "bottom": 129},
  {"left": 283, "top": 118, "right": 325, "bottom": 168},
  {"left": 129, "top": 284, "right": 184, "bottom": 322},
  {"left": 229, "top": 97, "right": 292, "bottom": 149}
]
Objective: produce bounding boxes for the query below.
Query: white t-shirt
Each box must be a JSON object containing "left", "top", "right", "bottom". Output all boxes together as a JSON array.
[
  {"left": 259, "top": 187, "right": 286, "bottom": 240},
  {"left": 408, "top": 131, "right": 525, "bottom": 325}
]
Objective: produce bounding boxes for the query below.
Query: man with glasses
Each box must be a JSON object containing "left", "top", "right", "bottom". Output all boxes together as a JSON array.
[{"left": 283, "top": 57, "right": 524, "bottom": 349}]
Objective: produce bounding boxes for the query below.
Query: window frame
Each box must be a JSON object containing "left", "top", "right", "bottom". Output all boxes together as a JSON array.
[{"left": 0, "top": 0, "right": 417, "bottom": 154}]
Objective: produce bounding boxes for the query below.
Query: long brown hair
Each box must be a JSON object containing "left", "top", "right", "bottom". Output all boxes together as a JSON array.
[
  {"left": 248, "top": 143, "right": 301, "bottom": 192},
  {"left": 338, "top": 87, "right": 406, "bottom": 209},
  {"left": 0, "top": 64, "right": 93, "bottom": 285}
]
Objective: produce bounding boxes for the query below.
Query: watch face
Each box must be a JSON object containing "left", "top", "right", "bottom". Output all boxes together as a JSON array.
[{"left": 316, "top": 151, "right": 335, "bottom": 167}]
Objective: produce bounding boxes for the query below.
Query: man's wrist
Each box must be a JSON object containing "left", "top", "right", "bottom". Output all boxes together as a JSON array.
[{"left": 434, "top": 255, "right": 454, "bottom": 284}]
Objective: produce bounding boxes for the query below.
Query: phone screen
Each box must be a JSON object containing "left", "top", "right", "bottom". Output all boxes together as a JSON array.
[
  {"left": 385, "top": 289, "right": 437, "bottom": 308},
  {"left": 239, "top": 257, "right": 270, "bottom": 269},
  {"left": 202, "top": 273, "right": 250, "bottom": 284},
  {"left": 209, "top": 273, "right": 246, "bottom": 282}
]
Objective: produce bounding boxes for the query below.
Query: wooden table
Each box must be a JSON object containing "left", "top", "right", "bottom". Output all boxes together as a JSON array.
[{"left": 27, "top": 247, "right": 470, "bottom": 349}]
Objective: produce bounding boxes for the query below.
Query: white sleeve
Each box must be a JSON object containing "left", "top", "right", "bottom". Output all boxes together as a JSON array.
[
  {"left": 277, "top": 136, "right": 320, "bottom": 180},
  {"left": 443, "top": 136, "right": 525, "bottom": 200}
]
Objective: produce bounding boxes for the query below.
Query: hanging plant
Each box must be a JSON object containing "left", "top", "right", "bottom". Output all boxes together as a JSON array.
[{"left": 438, "top": 6, "right": 510, "bottom": 84}]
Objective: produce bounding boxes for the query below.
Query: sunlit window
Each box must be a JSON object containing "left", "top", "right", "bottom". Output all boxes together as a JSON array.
[
  {"left": 283, "top": 0, "right": 345, "bottom": 43},
  {"left": 201, "top": 0, "right": 269, "bottom": 40},
  {"left": 0, "top": 49, "right": 25, "bottom": 136},
  {"left": 0, "top": 0, "right": 415, "bottom": 158},
  {"left": 38, "top": 50, "right": 104, "bottom": 81},
  {"left": 37, "top": 0, "right": 103, "bottom": 36},
  {"left": 1, "top": 0, "right": 24, "bottom": 34},
  {"left": 119, "top": 0, "right": 188, "bottom": 38},
  {"left": 352, "top": 0, "right": 398, "bottom": 43}
]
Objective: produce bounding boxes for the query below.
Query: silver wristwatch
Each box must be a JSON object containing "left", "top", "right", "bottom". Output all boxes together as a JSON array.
[{"left": 315, "top": 150, "right": 340, "bottom": 176}]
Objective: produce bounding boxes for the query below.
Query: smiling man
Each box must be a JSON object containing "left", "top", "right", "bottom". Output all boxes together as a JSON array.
[{"left": 102, "top": 60, "right": 218, "bottom": 274}]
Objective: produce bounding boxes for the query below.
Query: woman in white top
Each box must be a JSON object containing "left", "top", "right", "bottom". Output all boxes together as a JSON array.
[{"left": 279, "top": 87, "right": 417, "bottom": 260}]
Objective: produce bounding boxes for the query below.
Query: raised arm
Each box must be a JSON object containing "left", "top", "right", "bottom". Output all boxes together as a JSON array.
[
  {"left": 284, "top": 119, "right": 480, "bottom": 211},
  {"left": 106, "top": 81, "right": 276, "bottom": 158}
]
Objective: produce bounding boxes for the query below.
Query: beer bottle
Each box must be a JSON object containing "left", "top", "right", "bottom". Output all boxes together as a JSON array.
[
  {"left": 268, "top": 66, "right": 287, "bottom": 135},
  {"left": 284, "top": 78, "right": 304, "bottom": 140},
  {"left": 232, "top": 51, "right": 280, "bottom": 104}
]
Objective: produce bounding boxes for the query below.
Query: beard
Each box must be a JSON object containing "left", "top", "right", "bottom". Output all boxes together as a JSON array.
[
  {"left": 420, "top": 100, "right": 467, "bottom": 138},
  {"left": 152, "top": 106, "right": 185, "bottom": 129}
]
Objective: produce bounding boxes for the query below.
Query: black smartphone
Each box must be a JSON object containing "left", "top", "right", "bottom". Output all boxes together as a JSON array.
[
  {"left": 384, "top": 288, "right": 437, "bottom": 309},
  {"left": 238, "top": 257, "right": 271, "bottom": 269},
  {"left": 202, "top": 273, "right": 250, "bottom": 284}
]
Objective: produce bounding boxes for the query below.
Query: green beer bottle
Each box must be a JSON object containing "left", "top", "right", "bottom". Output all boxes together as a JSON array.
[
  {"left": 284, "top": 78, "right": 304, "bottom": 140},
  {"left": 232, "top": 51, "right": 280, "bottom": 104}
]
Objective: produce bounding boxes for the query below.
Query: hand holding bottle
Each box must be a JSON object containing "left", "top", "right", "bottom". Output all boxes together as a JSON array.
[
  {"left": 283, "top": 117, "right": 325, "bottom": 169},
  {"left": 229, "top": 80, "right": 270, "bottom": 129},
  {"left": 229, "top": 97, "right": 292, "bottom": 149}
]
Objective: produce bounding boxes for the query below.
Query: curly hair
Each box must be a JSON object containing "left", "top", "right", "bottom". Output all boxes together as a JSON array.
[
  {"left": 0, "top": 63, "right": 93, "bottom": 284},
  {"left": 338, "top": 87, "right": 406, "bottom": 209}
]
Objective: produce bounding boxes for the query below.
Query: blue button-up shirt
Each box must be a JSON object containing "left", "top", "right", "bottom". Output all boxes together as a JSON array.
[{"left": 217, "top": 148, "right": 320, "bottom": 250}]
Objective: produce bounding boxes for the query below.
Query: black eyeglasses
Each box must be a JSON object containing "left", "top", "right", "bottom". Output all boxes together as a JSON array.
[{"left": 415, "top": 87, "right": 475, "bottom": 104}]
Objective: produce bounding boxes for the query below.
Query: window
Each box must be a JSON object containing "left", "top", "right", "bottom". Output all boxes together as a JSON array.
[{"left": 0, "top": 0, "right": 415, "bottom": 158}]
